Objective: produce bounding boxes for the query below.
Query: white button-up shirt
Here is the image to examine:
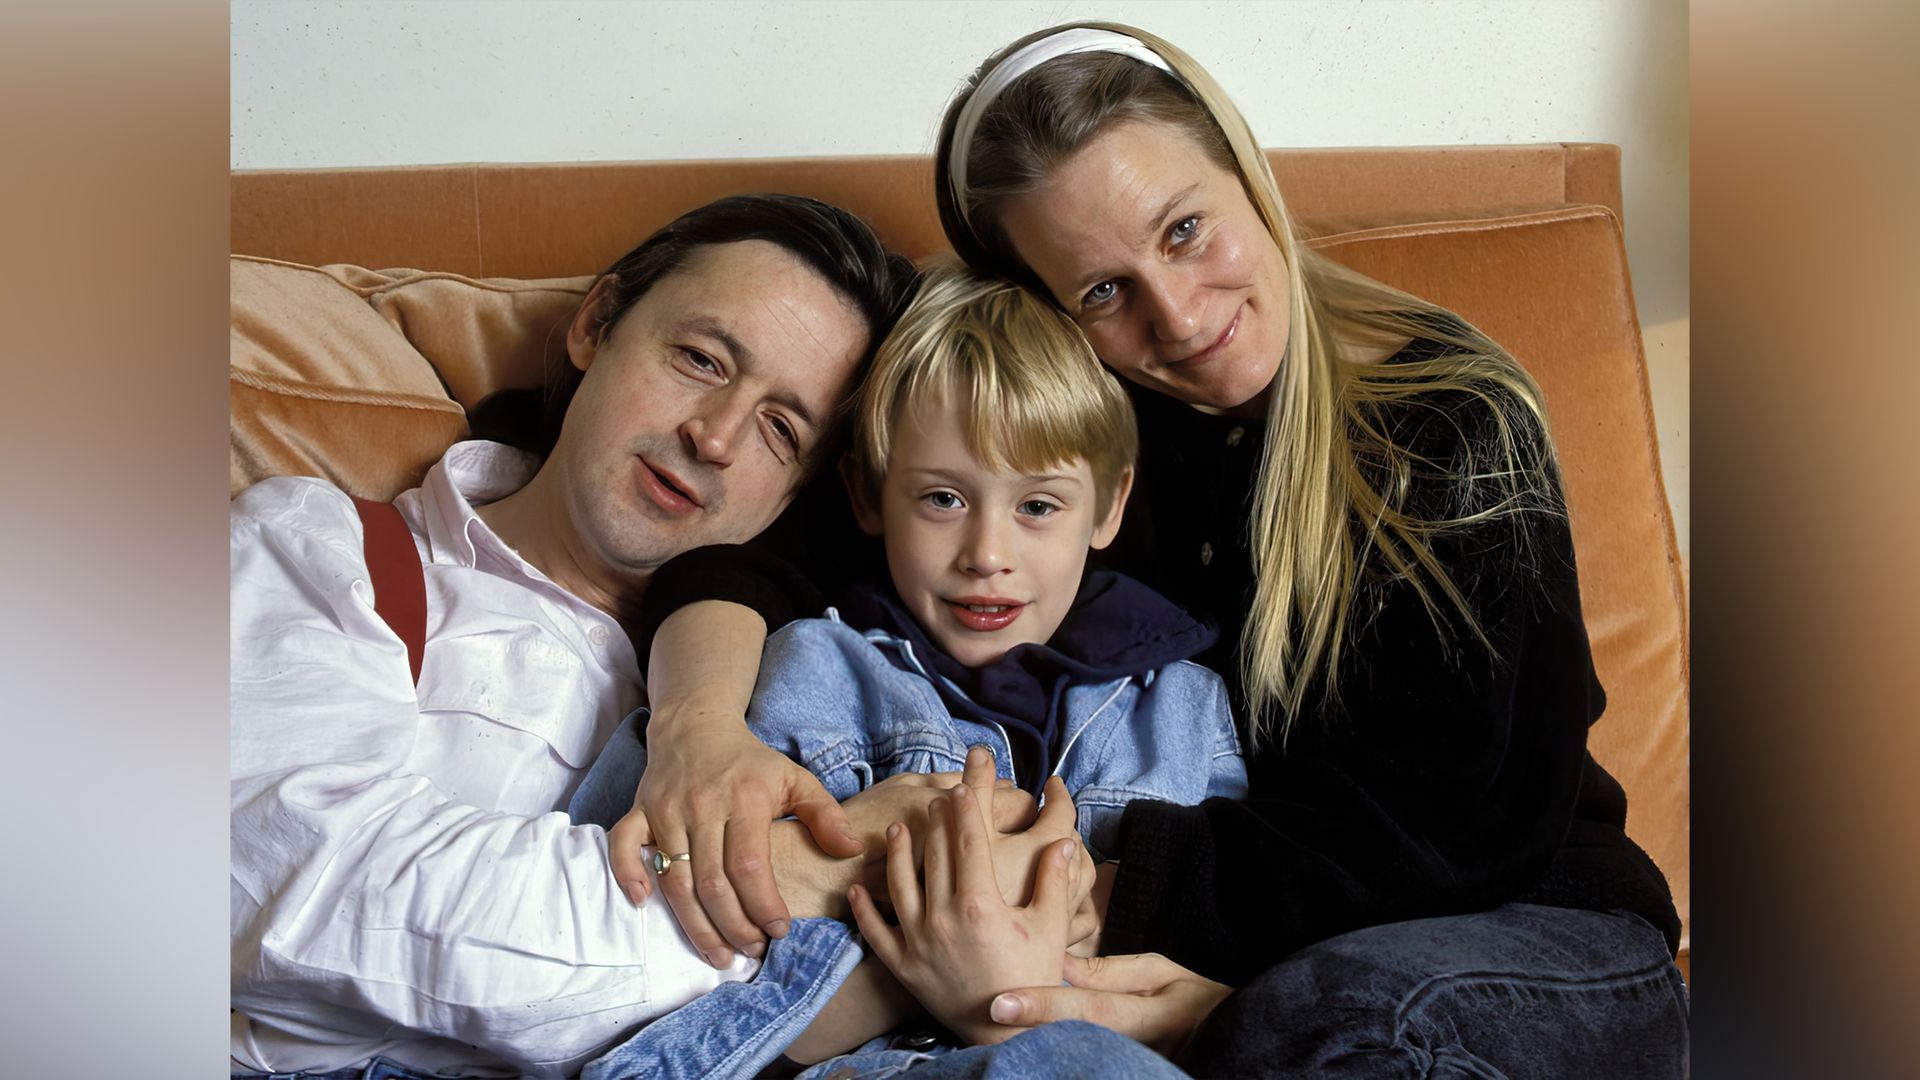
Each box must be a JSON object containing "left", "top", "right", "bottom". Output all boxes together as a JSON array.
[{"left": 230, "top": 442, "right": 758, "bottom": 1078}]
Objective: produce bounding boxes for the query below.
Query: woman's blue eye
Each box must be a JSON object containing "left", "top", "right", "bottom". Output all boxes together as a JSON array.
[
  {"left": 925, "top": 491, "right": 962, "bottom": 510},
  {"left": 1170, "top": 216, "right": 1199, "bottom": 243},
  {"left": 1019, "top": 500, "right": 1058, "bottom": 518},
  {"left": 1083, "top": 281, "right": 1119, "bottom": 308}
]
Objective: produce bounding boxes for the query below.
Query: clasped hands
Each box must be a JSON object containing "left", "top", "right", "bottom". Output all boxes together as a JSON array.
[
  {"left": 608, "top": 723, "right": 1228, "bottom": 1055},
  {"left": 848, "top": 746, "right": 1094, "bottom": 1045},
  {"left": 842, "top": 748, "right": 1229, "bottom": 1056},
  {"left": 605, "top": 719, "right": 1079, "bottom": 965},
  {"left": 855, "top": 758, "right": 1233, "bottom": 1057}
]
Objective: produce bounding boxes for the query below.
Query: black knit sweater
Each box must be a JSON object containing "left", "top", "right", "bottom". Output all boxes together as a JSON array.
[
  {"left": 638, "top": 338, "right": 1681, "bottom": 987},
  {"left": 1088, "top": 351, "right": 1679, "bottom": 984}
]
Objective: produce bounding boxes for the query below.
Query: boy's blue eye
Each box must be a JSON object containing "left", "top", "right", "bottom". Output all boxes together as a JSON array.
[
  {"left": 925, "top": 491, "right": 962, "bottom": 510},
  {"left": 1019, "top": 500, "right": 1058, "bottom": 518}
]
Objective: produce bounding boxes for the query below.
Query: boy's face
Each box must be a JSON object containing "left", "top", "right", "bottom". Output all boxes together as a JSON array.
[{"left": 853, "top": 391, "right": 1129, "bottom": 668}]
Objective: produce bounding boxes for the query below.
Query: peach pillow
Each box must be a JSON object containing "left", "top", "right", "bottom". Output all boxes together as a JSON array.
[{"left": 229, "top": 256, "right": 590, "bottom": 499}]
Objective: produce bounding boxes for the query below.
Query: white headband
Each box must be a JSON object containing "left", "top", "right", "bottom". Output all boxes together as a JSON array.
[{"left": 948, "top": 28, "right": 1176, "bottom": 228}]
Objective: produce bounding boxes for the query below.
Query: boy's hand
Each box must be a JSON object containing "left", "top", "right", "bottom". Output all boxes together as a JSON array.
[
  {"left": 840, "top": 763, "right": 1038, "bottom": 871},
  {"left": 760, "top": 755, "right": 1047, "bottom": 925},
  {"left": 846, "top": 751, "right": 1089, "bottom": 910},
  {"left": 848, "top": 749, "right": 1091, "bottom": 1044}
]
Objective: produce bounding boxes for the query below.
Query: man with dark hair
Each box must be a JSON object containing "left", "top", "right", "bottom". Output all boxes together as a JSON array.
[{"left": 230, "top": 198, "right": 917, "bottom": 1078}]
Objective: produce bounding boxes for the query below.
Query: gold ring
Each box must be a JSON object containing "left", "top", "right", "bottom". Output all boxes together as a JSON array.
[{"left": 651, "top": 850, "right": 692, "bottom": 876}]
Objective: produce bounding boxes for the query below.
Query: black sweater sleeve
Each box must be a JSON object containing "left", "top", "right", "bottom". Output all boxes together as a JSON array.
[
  {"left": 633, "top": 463, "right": 879, "bottom": 657},
  {"left": 1101, "top": 422, "right": 1605, "bottom": 986}
]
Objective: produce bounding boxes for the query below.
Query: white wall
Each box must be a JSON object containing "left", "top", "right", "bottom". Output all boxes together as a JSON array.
[{"left": 230, "top": 0, "right": 1687, "bottom": 555}]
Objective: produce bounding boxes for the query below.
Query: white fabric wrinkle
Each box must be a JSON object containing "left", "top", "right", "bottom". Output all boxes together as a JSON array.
[{"left": 230, "top": 444, "right": 716, "bottom": 1078}]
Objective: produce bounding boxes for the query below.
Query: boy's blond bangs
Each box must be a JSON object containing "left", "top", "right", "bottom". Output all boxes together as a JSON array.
[{"left": 852, "top": 261, "right": 1137, "bottom": 516}]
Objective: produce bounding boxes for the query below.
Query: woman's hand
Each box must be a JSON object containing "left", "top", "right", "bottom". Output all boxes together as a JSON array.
[
  {"left": 985, "top": 951, "right": 1233, "bottom": 1059},
  {"left": 611, "top": 601, "right": 865, "bottom": 968},
  {"left": 610, "top": 718, "right": 864, "bottom": 968},
  {"left": 848, "top": 749, "right": 1090, "bottom": 1045}
]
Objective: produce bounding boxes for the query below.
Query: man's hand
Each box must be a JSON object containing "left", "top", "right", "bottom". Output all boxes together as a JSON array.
[
  {"left": 1065, "top": 860, "right": 1117, "bottom": 958},
  {"left": 848, "top": 750, "right": 1088, "bottom": 1045},
  {"left": 840, "top": 765, "right": 1038, "bottom": 875},
  {"left": 986, "top": 951, "right": 1233, "bottom": 1059},
  {"left": 609, "top": 719, "right": 863, "bottom": 968},
  {"left": 757, "top": 763, "right": 1038, "bottom": 926},
  {"left": 839, "top": 752, "right": 1088, "bottom": 911}
]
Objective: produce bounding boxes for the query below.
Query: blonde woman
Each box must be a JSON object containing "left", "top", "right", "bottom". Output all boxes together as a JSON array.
[
  {"left": 620, "top": 24, "right": 1687, "bottom": 1076},
  {"left": 907, "top": 22, "right": 1692, "bottom": 1073}
]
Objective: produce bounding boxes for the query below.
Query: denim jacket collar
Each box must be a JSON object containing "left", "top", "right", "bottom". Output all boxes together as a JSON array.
[{"left": 836, "top": 571, "right": 1216, "bottom": 794}]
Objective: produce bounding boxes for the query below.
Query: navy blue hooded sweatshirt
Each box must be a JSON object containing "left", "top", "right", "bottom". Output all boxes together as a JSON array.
[{"left": 835, "top": 570, "right": 1217, "bottom": 796}]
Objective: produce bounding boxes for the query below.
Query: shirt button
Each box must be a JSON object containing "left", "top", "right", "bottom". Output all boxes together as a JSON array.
[
  {"left": 1227, "top": 426, "right": 1245, "bottom": 447},
  {"left": 588, "top": 625, "right": 610, "bottom": 647},
  {"left": 1200, "top": 542, "right": 1214, "bottom": 566}
]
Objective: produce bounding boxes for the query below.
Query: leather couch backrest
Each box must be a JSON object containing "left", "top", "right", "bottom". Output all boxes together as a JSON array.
[{"left": 232, "top": 144, "right": 1623, "bottom": 276}]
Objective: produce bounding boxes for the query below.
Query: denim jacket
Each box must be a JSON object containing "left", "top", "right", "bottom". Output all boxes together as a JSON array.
[
  {"left": 747, "top": 609, "right": 1245, "bottom": 861},
  {"left": 576, "top": 600, "right": 1246, "bottom": 1080}
]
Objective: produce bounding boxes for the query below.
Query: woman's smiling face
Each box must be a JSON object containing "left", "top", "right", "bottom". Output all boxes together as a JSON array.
[{"left": 997, "top": 120, "right": 1291, "bottom": 415}]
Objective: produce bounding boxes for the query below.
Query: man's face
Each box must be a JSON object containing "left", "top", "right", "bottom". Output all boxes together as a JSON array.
[
  {"left": 854, "top": 390, "right": 1126, "bottom": 669},
  {"left": 552, "top": 240, "right": 869, "bottom": 580}
]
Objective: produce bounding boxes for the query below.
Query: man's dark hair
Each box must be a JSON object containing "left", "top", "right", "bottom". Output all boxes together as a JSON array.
[{"left": 468, "top": 193, "right": 919, "bottom": 463}]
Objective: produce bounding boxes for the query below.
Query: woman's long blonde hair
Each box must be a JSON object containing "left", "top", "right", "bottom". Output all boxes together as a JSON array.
[{"left": 936, "top": 22, "right": 1562, "bottom": 747}]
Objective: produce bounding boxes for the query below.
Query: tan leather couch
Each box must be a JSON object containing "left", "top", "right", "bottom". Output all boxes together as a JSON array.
[{"left": 229, "top": 143, "right": 1689, "bottom": 979}]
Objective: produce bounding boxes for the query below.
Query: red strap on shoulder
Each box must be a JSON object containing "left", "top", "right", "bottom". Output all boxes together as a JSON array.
[{"left": 350, "top": 496, "right": 427, "bottom": 687}]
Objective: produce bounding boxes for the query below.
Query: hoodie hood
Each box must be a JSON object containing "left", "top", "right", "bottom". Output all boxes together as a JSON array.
[{"left": 837, "top": 570, "right": 1217, "bottom": 793}]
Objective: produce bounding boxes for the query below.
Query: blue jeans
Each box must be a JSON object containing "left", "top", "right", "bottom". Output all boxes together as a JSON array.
[
  {"left": 797, "top": 1020, "right": 1189, "bottom": 1079},
  {"left": 1178, "top": 904, "right": 1689, "bottom": 1078}
]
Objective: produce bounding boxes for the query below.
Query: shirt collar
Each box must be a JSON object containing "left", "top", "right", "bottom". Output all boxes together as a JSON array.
[
  {"left": 411, "top": 439, "right": 644, "bottom": 684},
  {"left": 414, "top": 439, "right": 542, "bottom": 571}
]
